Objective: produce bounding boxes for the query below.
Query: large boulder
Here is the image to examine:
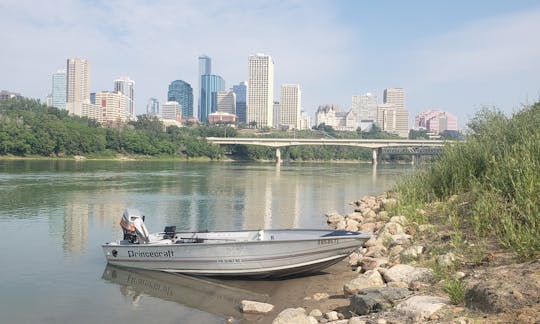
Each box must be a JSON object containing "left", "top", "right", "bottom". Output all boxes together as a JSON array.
[
  {"left": 396, "top": 295, "right": 449, "bottom": 321},
  {"left": 344, "top": 270, "right": 385, "bottom": 295},
  {"left": 272, "top": 308, "right": 317, "bottom": 324},
  {"left": 349, "top": 287, "right": 412, "bottom": 315},
  {"left": 379, "top": 264, "right": 433, "bottom": 284},
  {"left": 240, "top": 300, "right": 274, "bottom": 314}
]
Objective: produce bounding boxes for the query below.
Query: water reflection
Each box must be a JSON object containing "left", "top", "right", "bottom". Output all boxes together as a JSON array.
[{"left": 102, "top": 265, "right": 270, "bottom": 320}]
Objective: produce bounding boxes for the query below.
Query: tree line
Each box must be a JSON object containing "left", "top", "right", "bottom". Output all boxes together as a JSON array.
[{"left": 0, "top": 98, "right": 405, "bottom": 161}]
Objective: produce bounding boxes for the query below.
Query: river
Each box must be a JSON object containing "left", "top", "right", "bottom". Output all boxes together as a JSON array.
[{"left": 0, "top": 160, "right": 411, "bottom": 323}]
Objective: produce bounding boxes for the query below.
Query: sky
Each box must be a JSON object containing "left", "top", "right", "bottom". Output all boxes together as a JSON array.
[{"left": 1, "top": 0, "right": 540, "bottom": 129}]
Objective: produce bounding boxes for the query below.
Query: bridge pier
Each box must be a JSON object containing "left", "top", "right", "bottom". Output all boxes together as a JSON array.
[
  {"left": 275, "top": 148, "right": 282, "bottom": 164},
  {"left": 372, "top": 148, "right": 382, "bottom": 165}
]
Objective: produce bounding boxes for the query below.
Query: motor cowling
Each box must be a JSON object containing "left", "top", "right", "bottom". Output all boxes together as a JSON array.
[{"left": 120, "top": 209, "right": 149, "bottom": 243}]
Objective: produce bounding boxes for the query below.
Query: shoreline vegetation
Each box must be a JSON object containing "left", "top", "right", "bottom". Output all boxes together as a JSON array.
[
  {"left": 265, "top": 100, "right": 540, "bottom": 323},
  {"left": 0, "top": 98, "right": 418, "bottom": 163}
]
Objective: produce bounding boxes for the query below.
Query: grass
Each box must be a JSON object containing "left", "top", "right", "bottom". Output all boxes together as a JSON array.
[
  {"left": 393, "top": 102, "right": 540, "bottom": 261},
  {"left": 443, "top": 278, "right": 466, "bottom": 305}
]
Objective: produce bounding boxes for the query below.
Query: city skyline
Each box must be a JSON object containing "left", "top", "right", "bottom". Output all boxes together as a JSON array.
[{"left": 2, "top": 1, "right": 540, "bottom": 128}]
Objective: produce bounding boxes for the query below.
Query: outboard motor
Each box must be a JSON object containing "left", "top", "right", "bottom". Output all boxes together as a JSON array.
[{"left": 120, "top": 208, "right": 150, "bottom": 244}]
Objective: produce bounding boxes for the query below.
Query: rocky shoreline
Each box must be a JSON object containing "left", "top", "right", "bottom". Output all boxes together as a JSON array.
[{"left": 237, "top": 193, "right": 540, "bottom": 323}]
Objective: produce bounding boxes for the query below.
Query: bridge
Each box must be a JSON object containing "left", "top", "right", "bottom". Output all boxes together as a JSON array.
[{"left": 206, "top": 137, "right": 451, "bottom": 164}]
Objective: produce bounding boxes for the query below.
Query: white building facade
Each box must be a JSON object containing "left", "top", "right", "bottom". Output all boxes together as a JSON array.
[
  {"left": 247, "top": 54, "right": 274, "bottom": 128},
  {"left": 279, "top": 84, "right": 301, "bottom": 129}
]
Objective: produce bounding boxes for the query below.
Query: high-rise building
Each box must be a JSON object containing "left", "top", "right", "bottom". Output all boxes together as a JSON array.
[
  {"left": 167, "top": 80, "right": 193, "bottom": 118},
  {"left": 200, "top": 74, "right": 225, "bottom": 122},
  {"left": 114, "top": 76, "right": 135, "bottom": 120},
  {"left": 51, "top": 69, "right": 66, "bottom": 109},
  {"left": 216, "top": 90, "right": 236, "bottom": 115},
  {"left": 279, "top": 84, "right": 301, "bottom": 129},
  {"left": 66, "top": 58, "right": 90, "bottom": 116},
  {"left": 376, "top": 103, "right": 409, "bottom": 138},
  {"left": 383, "top": 88, "right": 405, "bottom": 110},
  {"left": 273, "top": 101, "right": 280, "bottom": 128},
  {"left": 415, "top": 109, "right": 458, "bottom": 134},
  {"left": 198, "top": 55, "right": 212, "bottom": 118},
  {"left": 146, "top": 98, "right": 160, "bottom": 116},
  {"left": 352, "top": 93, "right": 377, "bottom": 123},
  {"left": 232, "top": 81, "right": 247, "bottom": 123},
  {"left": 161, "top": 101, "right": 181, "bottom": 121},
  {"left": 247, "top": 53, "right": 274, "bottom": 128},
  {"left": 375, "top": 88, "right": 409, "bottom": 137},
  {"left": 94, "top": 91, "right": 128, "bottom": 126}
]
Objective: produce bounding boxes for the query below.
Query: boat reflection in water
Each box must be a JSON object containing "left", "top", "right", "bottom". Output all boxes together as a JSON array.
[{"left": 102, "top": 265, "right": 271, "bottom": 320}]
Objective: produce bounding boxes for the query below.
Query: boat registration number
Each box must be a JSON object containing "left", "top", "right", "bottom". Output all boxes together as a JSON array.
[{"left": 318, "top": 239, "right": 339, "bottom": 245}]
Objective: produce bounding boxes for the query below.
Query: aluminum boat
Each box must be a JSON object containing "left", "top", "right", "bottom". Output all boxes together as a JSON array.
[{"left": 102, "top": 208, "right": 373, "bottom": 278}]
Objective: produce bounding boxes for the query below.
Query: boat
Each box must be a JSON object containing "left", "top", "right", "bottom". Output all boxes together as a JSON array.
[{"left": 102, "top": 208, "right": 373, "bottom": 278}]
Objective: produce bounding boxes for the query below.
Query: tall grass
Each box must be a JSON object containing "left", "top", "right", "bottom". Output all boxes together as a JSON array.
[{"left": 395, "top": 103, "right": 540, "bottom": 260}]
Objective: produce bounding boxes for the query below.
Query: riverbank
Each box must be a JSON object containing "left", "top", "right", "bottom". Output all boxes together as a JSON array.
[{"left": 239, "top": 193, "right": 540, "bottom": 323}]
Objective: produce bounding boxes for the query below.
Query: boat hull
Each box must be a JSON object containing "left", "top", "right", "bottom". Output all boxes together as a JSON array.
[{"left": 103, "top": 229, "right": 371, "bottom": 278}]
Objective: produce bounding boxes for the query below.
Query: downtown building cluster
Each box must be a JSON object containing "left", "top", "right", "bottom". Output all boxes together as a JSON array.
[{"left": 40, "top": 55, "right": 457, "bottom": 137}]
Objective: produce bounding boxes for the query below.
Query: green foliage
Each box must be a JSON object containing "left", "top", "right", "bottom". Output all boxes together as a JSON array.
[
  {"left": 443, "top": 278, "right": 466, "bottom": 305},
  {"left": 395, "top": 103, "right": 540, "bottom": 260}
]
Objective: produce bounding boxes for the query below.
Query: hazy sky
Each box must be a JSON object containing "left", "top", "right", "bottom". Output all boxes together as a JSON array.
[{"left": 2, "top": 0, "right": 540, "bottom": 128}]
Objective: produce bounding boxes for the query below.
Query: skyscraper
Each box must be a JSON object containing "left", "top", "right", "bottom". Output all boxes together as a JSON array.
[
  {"left": 198, "top": 55, "right": 212, "bottom": 118},
  {"left": 114, "top": 76, "right": 135, "bottom": 120},
  {"left": 280, "top": 84, "right": 301, "bottom": 129},
  {"left": 352, "top": 93, "right": 378, "bottom": 123},
  {"left": 51, "top": 69, "right": 66, "bottom": 109},
  {"left": 247, "top": 53, "right": 274, "bottom": 128},
  {"left": 415, "top": 110, "right": 458, "bottom": 134},
  {"left": 200, "top": 74, "right": 225, "bottom": 122},
  {"left": 233, "top": 81, "right": 247, "bottom": 123},
  {"left": 376, "top": 88, "right": 409, "bottom": 137},
  {"left": 146, "top": 98, "right": 159, "bottom": 116},
  {"left": 66, "top": 58, "right": 90, "bottom": 115},
  {"left": 95, "top": 91, "right": 128, "bottom": 126},
  {"left": 383, "top": 88, "right": 405, "bottom": 110},
  {"left": 167, "top": 80, "right": 193, "bottom": 118},
  {"left": 216, "top": 90, "right": 236, "bottom": 115}
]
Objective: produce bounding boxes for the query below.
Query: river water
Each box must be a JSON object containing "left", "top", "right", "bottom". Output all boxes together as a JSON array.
[{"left": 0, "top": 160, "right": 411, "bottom": 323}]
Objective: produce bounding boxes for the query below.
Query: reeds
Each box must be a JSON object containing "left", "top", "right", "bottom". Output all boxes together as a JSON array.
[{"left": 395, "top": 103, "right": 540, "bottom": 260}]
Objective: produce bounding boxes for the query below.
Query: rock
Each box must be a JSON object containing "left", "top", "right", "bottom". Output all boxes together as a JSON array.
[
  {"left": 389, "top": 215, "right": 407, "bottom": 225},
  {"left": 454, "top": 271, "right": 466, "bottom": 280},
  {"left": 326, "top": 213, "right": 344, "bottom": 225},
  {"left": 387, "top": 281, "right": 409, "bottom": 288},
  {"left": 309, "top": 309, "right": 322, "bottom": 317},
  {"left": 409, "top": 281, "right": 427, "bottom": 291},
  {"left": 381, "top": 198, "right": 398, "bottom": 210},
  {"left": 336, "top": 220, "right": 347, "bottom": 230},
  {"left": 347, "top": 212, "right": 364, "bottom": 223},
  {"left": 358, "top": 222, "right": 377, "bottom": 233},
  {"left": 364, "top": 245, "right": 387, "bottom": 258},
  {"left": 313, "top": 292, "right": 330, "bottom": 301},
  {"left": 377, "top": 211, "right": 389, "bottom": 221},
  {"left": 379, "top": 264, "right": 433, "bottom": 284},
  {"left": 376, "top": 320, "right": 387, "bottom": 324},
  {"left": 349, "top": 287, "right": 412, "bottom": 315},
  {"left": 378, "top": 222, "right": 405, "bottom": 236},
  {"left": 363, "top": 209, "right": 377, "bottom": 219},
  {"left": 324, "top": 311, "right": 339, "bottom": 321},
  {"left": 358, "top": 257, "right": 388, "bottom": 271},
  {"left": 344, "top": 270, "right": 385, "bottom": 295},
  {"left": 437, "top": 252, "right": 456, "bottom": 267},
  {"left": 388, "top": 245, "right": 404, "bottom": 257},
  {"left": 240, "top": 300, "right": 275, "bottom": 314},
  {"left": 348, "top": 317, "right": 366, "bottom": 324},
  {"left": 417, "top": 224, "right": 434, "bottom": 232},
  {"left": 348, "top": 252, "right": 360, "bottom": 266},
  {"left": 400, "top": 245, "right": 424, "bottom": 259},
  {"left": 345, "top": 224, "right": 359, "bottom": 232},
  {"left": 396, "top": 295, "right": 450, "bottom": 321},
  {"left": 363, "top": 236, "right": 379, "bottom": 247},
  {"left": 272, "top": 308, "right": 317, "bottom": 324},
  {"left": 390, "top": 233, "right": 411, "bottom": 246}
]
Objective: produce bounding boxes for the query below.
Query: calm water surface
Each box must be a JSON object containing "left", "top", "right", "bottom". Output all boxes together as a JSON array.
[{"left": 0, "top": 160, "right": 411, "bottom": 323}]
